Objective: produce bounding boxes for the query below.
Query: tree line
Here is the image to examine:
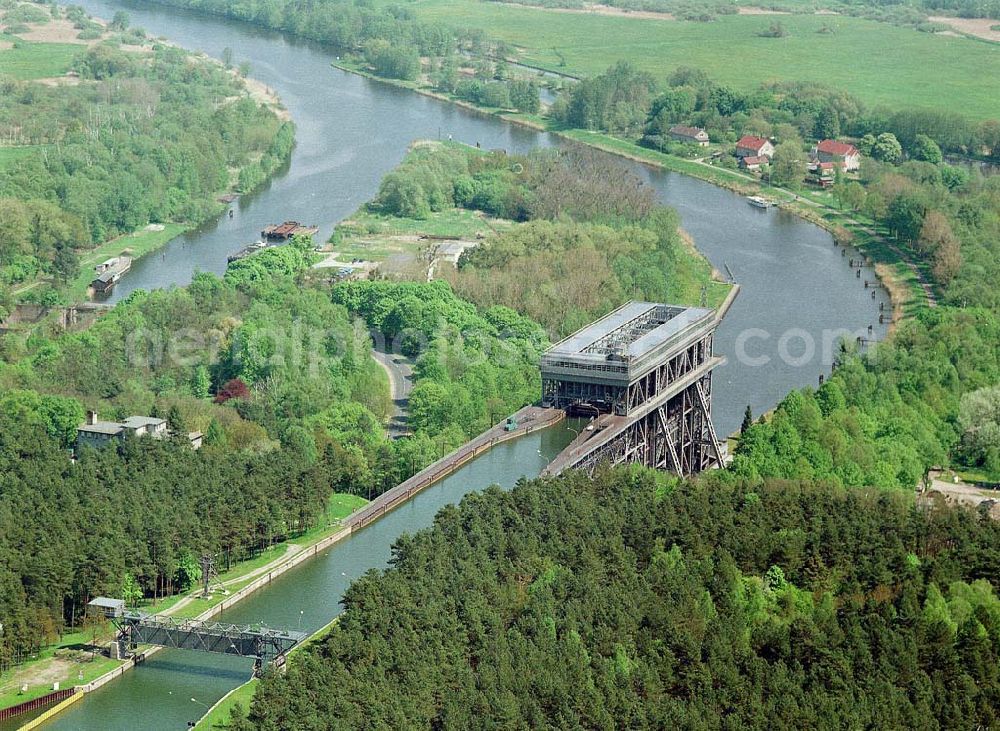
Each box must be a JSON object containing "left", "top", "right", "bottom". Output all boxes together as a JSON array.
[
  {"left": 367, "top": 141, "right": 714, "bottom": 337},
  {"left": 0, "top": 39, "right": 291, "bottom": 302},
  {"left": 553, "top": 61, "right": 999, "bottom": 161},
  {"left": 242, "top": 468, "right": 1000, "bottom": 729}
]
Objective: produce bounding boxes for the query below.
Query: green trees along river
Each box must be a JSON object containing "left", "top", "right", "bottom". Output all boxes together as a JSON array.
[
  {"left": 0, "top": 21, "right": 291, "bottom": 305},
  {"left": 245, "top": 469, "right": 1000, "bottom": 729}
]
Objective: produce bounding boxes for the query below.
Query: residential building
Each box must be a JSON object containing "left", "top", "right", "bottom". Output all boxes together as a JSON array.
[
  {"left": 739, "top": 155, "right": 769, "bottom": 172},
  {"left": 813, "top": 139, "right": 861, "bottom": 172},
  {"left": 735, "top": 135, "right": 774, "bottom": 159},
  {"left": 668, "top": 125, "right": 710, "bottom": 147},
  {"left": 76, "top": 411, "right": 168, "bottom": 451},
  {"left": 808, "top": 161, "right": 837, "bottom": 188}
]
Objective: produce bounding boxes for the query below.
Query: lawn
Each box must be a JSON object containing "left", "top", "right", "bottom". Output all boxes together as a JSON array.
[
  {"left": 0, "top": 630, "right": 122, "bottom": 712},
  {"left": 332, "top": 206, "right": 512, "bottom": 263},
  {"left": 0, "top": 145, "right": 43, "bottom": 170},
  {"left": 65, "top": 223, "right": 188, "bottom": 300},
  {"left": 394, "top": 0, "right": 1000, "bottom": 119},
  {"left": 0, "top": 38, "right": 80, "bottom": 79},
  {"left": 194, "top": 678, "right": 259, "bottom": 729}
]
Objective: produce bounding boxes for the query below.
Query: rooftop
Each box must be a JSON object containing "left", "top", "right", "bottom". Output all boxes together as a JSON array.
[
  {"left": 816, "top": 139, "right": 859, "bottom": 156},
  {"left": 122, "top": 416, "right": 166, "bottom": 429},
  {"left": 669, "top": 124, "right": 707, "bottom": 137},
  {"left": 737, "top": 135, "right": 770, "bottom": 150},
  {"left": 546, "top": 301, "right": 713, "bottom": 359},
  {"left": 78, "top": 420, "right": 125, "bottom": 435}
]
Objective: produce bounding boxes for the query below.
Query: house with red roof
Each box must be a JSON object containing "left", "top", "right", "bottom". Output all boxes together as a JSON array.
[
  {"left": 739, "top": 155, "right": 769, "bottom": 172},
  {"left": 735, "top": 135, "right": 774, "bottom": 159},
  {"left": 812, "top": 139, "right": 861, "bottom": 172}
]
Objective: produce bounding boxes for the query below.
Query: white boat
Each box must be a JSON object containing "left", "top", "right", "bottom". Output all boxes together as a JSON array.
[{"left": 747, "top": 196, "right": 771, "bottom": 209}]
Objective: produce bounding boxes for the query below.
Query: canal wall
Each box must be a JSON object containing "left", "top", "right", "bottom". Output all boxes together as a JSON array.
[
  {"left": 13, "top": 692, "right": 80, "bottom": 731},
  {"left": 36, "top": 406, "right": 565, "bottom": 728},
  {"left": 0, "top": 690, "right": 75, "bottom": 725}
]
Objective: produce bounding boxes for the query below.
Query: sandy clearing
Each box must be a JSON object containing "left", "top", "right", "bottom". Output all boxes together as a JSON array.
[
  {"left": 0, "top": 40, "right": 13, "bottom": 50},
  {"left": 239, "top": 73, "right": 292, "bottom": 121},
  {"left": 737, "top": 6, "right": 790, "bottom": 15},
  {"left": 35, "top": 75, "right": 82, "bottom": 86},
  {"left": 504, "top": 2, "right": 675, "bottom": 21},
  {"left": 0, "top": 655, "right": 78, "bottom": 695},
  {"left": 929, "top": 15, "right": 1000, "bottom": 42},
  {"left": 15, "top": 18, "right": 93, "bottom": 44}
]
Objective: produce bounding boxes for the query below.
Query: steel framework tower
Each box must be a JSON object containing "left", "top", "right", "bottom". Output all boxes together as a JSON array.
[{"left": 541, "top": 301, "right": 726, "bottom": 476}]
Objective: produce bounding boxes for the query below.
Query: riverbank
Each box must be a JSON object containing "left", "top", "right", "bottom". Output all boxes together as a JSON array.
[
  {"left": 330, "top": 60, "right": 928, "bottom": 325},
  {"left": 0, "top": 492, "right": 364, "bottom": 725},
  {"left": 29, "top": 408, "right": 566, "bottom": 729},
  {"left": 3, "top": 9, "right": 292, "bottom": 309}
]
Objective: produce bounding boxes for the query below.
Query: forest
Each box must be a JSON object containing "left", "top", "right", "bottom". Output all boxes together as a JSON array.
[
  {"left": 0, "top": 234, "right": 556, "bottom": 664},
  {"left": 0, "top": 29, "right": 292, "bottom": 302},
  {"left": 243, "top": 469, "right": 1000, "bottom": 729},
  {"left": 0, "top": 410, "right": 332, "bottom": 668},
  {"left": 359, "top": 142, "right": 723, "bottom": 337}
]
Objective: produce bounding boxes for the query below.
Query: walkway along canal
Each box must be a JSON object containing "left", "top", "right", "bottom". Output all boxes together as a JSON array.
[
  {"left": 39, "top": 1, "right": 892, "bottom": 727},
  {"left": 44, "top": 422, "right": 581, "bottom": 730}
]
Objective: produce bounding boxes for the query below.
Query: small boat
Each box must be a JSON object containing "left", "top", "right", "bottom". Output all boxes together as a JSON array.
[
  {"left": 747, "top": 196, "right": 771, "bottom": 209},
  {"left": 227, "top": 241, "right": 273, "bottom": 263}
]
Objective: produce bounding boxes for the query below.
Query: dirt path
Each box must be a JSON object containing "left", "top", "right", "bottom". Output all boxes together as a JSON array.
[
  {"left": 929, "top": 16, "right": 1000, "bottom": 42},
  {"left": 925, "top": 471, "right": 1000, "bottom": 515},
  {"left": 503, "top": 2, "right": 675, "bottom": 20}
]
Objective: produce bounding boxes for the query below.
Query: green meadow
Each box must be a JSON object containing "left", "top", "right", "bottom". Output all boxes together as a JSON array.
[
  {"left": 400, "top": 1, "right": 1000, "bottom": 119},
  {"left": 0, "top": 145, "right": 42, "bottom": 170},
  {"left": 0, "top": 37, "right": 79, "bottom": 79}
]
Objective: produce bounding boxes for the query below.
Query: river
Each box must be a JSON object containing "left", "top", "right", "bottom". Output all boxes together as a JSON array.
[{"left": 41, "top": 1, "right": 890, "bottom": 727}]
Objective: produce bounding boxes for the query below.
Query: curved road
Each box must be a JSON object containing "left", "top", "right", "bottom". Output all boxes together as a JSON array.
[{"left": 371, "top": 342, "right": 414, "bottom": 437}]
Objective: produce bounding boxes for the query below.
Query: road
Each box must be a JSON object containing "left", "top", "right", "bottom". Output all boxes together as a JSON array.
[{"left": 371, "top": 342, "right": 414, "bottom": 437}]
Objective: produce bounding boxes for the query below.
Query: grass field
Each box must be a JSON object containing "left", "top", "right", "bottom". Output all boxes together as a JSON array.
[
  {"left": 394, "top": 0, "right": 1000, "bottom": 119},
  {"left": 332, "top": 206, "right": 512, "bottom": 263},
  {"left": 0, "top": 145, "right": 43, "bottom": 170},
  {"left": 0, "top": 630, "right": 122, "bottom": 712},
  {"left": 63, "top": 224, "right": 188, "bottom": 300},
  {"left": 0, "top": 37, "right": 79, "bottom": 79}
]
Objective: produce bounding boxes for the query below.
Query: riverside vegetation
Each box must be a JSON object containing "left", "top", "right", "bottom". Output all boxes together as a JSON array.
[
  {"left": 147, "top": 0, "right": 1000, "bottom": 119},
  {"left": 202, "top": 152, "right": 1000, "bottom": 727},
  {"left": 2, "top": 0, "right": 1000, "bottom": 723},
  {"left": 0, "top": 142, "right": 725, "bottom": 673},
  {"left": 244, "top": 470, "right": 1000, "bottom": 729},
  {"left": 0, "top": 3, "right": 293, "bottom": 307}
]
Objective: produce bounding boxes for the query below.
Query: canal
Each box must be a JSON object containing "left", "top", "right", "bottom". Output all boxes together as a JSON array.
[
  {"left": 46, "top": 424, "right": 579, "bottom": 730},
  {"left": 76, "top": 0, "right": 891, "bottom": 439},
  {"left": 42, "top": 1, "right": 890, "bottom": 726}
]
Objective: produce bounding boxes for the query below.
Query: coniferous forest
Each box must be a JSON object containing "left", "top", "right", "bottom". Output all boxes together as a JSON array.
[{"left": 244, "top": 469, "right": 1000, "bottom": 729}]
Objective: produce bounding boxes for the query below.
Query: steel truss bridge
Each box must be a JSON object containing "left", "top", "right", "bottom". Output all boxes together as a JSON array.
[
  {"left": 89, "top": 598, "right": 306, "bottom": 674},
  {"left": 541, "top": 294, "right": 736, "bottom": 477}
]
